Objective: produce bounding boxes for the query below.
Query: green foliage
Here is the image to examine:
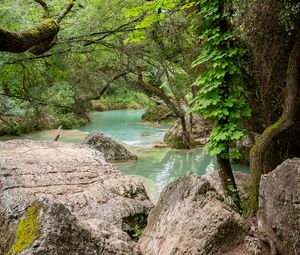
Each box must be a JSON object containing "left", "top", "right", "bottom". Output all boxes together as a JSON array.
[
  {"left": 142, "top": 104, "right": 174, "bottom": 122},
  {"left": 123, "top": 213, "right": 148, "bottom": 241},
  {"left": 55, "top": 113, "right": 86, "bottom": 129},
  {"left": 279, "top": 0, "right": 300, "bottom": 34},
  {"left": 125, "top": 0, "right": 180, "bottom": 42},
  {"left": 191, "top": 0, "right": 251, "bottom": 158},
  {"left": 93, "top": 90, "right": 151, "bottom": 111},
  {"left": 41, "top": 81, "right": 75, "bottom": 108},
  {"left": 164, "top": 135, "right": 186, "bottom": 149}
]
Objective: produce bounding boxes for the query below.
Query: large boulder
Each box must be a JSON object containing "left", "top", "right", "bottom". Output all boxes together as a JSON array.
[
  {"left": 0, "top": 140, "right": 153, "bottom": 254},
  {"left": 164, "top": 114, "right": 212, "bottom": 148},
  {"left": 258, "top": 158, "right": 300, "bottom": 255},
  {"left": 2, "top": 198, "right": 143, "bottom": 255},
  {"left": 139, "top": 172, "right": 261, "bottom": 255},
  {"left": 202, "top": 171, "right": 251, "bottom": 202},
  {"left": 82, "top": 131, "right": 138, "bottom": 162}
]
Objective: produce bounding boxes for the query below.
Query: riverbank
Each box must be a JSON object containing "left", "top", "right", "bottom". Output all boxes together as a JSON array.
[
  {"left": 0, "top": 110, "right": 249, "bottom": 203},
  {"left": 2, "top": 139, "right": 293, "bottom": 254}
]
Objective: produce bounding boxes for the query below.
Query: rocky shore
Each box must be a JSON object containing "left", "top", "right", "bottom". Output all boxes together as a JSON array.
[{"left": 0, "top": 140, "right": 298, "bottom": 254}]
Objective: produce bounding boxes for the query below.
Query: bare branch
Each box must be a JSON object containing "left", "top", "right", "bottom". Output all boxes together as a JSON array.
[
  {"left": 34, "top": 0, "right": 50, "bottom": 18},
  {"left": 86, "top": 72, "right": 129, "bottom": 101}
]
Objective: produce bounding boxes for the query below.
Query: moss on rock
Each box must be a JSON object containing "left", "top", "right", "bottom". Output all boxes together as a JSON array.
[
  {"left": 7, "top": 204, "right": 42, "bottom": 255},
  {"left": 164, "top": 135, "right": 186, "bottom": 149},
  {"left": 122, "top": 213, "right": 148, "bottom": 241}
]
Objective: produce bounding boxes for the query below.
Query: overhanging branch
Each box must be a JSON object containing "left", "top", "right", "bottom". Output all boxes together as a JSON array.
[{"left": 34, "top": 0, "right": 50, "bottom": 18}]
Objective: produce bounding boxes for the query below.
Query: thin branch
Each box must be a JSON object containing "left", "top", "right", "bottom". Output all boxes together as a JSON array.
[
  {"left": 86, "top": 72, "right": 129, "bottom": 101},
  {"left": 0, "top": 92, "right": 70, "bottom": 109},
  {"left": 57, "top": 0, "right": 76, "bottom": 23},
  {"left": 34, "top": 0, "right": 50, "bottom": 18},
  {"left": 0, "top": 47, "right": 95, "bottom": 65}
]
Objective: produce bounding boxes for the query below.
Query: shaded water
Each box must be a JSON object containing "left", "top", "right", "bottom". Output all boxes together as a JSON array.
[{"left": 1, "top": 109, "right": 249, "bottom": 203}]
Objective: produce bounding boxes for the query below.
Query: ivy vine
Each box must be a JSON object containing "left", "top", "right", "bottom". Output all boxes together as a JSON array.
[{"left": 191, "top": 0, "right": 251, "bottom": 159}]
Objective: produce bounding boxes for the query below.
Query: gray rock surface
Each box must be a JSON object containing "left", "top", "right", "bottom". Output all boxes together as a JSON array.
[
  {"left": 139, "top": 172, "right": 253, "bottom": 255},
  {"left": 258, "top": 158, "right": 300, "bottom": 255},
  {"left": 164, "top": 114, "right": 212, "bottom": 147},
  {"left": 203, "top": 171, "right": 251, "bottom": 202},
  {"left": 83, "top": 131, "right": 138, "bottom": 162},
  {"left": 0, "top": 140, "right": 153, "bottom": 254},
  {"left": 4, "top": 198, "right": 143, "bottom": 255}
]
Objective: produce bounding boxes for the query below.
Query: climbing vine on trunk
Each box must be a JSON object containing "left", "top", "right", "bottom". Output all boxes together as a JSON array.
[{"left": 191, "top": 0, "right": 251, "bottom": 212}]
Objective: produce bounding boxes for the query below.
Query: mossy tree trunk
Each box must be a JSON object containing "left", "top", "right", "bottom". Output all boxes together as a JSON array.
[
  {"left": 0, "top": 19, "right": 59, "bottom": 55},
  {"left": 250, "top": 28, "right": 300, "bottom": 212},
  {"left": 0, "top": 0, "right": 75, "bottom": 55}
]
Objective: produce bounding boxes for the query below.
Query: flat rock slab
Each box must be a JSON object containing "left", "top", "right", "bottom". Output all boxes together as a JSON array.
[{"left": 0, "top": 140, "right": 153, "bottom": 254}]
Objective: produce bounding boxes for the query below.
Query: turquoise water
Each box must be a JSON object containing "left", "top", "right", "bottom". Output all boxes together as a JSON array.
[
  {"left": 1, "top": 109, "right": 249, "bottom": 203},
  {"left": 115, "top": 147, "right": 249, "bottom": 203},
  {"left": 79, "top": 109, "right": 172, "bottom": 146},
  {"left": 80, "top": 110, "right": 249, "bottom": 202}
]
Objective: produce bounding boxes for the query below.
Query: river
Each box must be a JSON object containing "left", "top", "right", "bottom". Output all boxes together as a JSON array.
[{"left": 1, "top": 109, "right": 249, "bottom": 203}]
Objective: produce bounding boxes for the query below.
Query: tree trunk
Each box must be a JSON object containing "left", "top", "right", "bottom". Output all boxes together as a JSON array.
[
  {"left": 136, "top": 68, "right": 191, "bottom": 148},
  {"left": 250, "top": 28, "right": 300, "bottom": 212},
  {"left": 217, "top": 147, "right": 242, "bottom": 213},
  {"left": 179, "top": 115, "right": 191, "bottom": 148}
]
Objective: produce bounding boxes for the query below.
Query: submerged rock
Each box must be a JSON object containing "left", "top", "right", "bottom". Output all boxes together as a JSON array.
[
  {"left": 258, "top": 158, "right": 300, "bottom": 255},
  {"left": 0, "top": 140, "right": 152, "bottom": 254},
  {"left": 164, "top": 114, "right": 212, "bottom": 148},
  {"left": 139, "top": 172, "right": 259, "bottom": 255},
  {"left": 82, "top": 131, "right": 138, "bottom": 162}
]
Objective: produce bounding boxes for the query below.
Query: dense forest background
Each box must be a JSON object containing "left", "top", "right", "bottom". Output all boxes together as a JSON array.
[{"left": 0, "top": 0, "right": 299, "bottom": 212}]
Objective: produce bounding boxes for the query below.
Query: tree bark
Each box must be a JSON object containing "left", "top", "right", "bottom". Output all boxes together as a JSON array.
[
  {"left": 250, "top": 28, "right": 300, "bottom": 212},
  {"left": 0, "top": 1, "right": 75, "bottom": 55},
  {"left": 217, "top": 148, "right": 242, "bottom": 212},
  {"left": 0, "top": 19, "right": 59, "bottom": 54}
]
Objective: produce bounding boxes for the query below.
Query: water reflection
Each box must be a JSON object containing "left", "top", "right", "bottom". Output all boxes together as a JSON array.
[
  {"left": 116, "top": 147, "right": 218, "bottom": 202},
  {"left": 117, "top": 146, "right": 249, "bottom": 203}
]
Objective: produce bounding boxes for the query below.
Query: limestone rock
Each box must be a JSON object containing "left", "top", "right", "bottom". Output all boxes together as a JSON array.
[
  {"left": 164, "top": 114, "right": 212, "bottom": 148},
  {"left": 82, "top": 131, "right": 138, "bottom": 162},
  {"left": 3, "top": 198, "right": 143, "bottom": 255},
  {"left": 258, "top": 158, "right": 300, "bottom": 255},
  {"left": 203, "top": 171, "right": 251, "bottom": 202},
  {"left": 0, "top": 140, "right": 153, "bottom": 254},
  {"left": 139, "top": 173, "right": 250, "bottom": 255}
]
